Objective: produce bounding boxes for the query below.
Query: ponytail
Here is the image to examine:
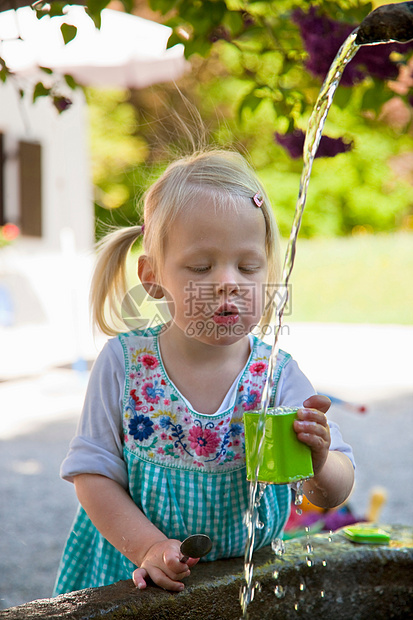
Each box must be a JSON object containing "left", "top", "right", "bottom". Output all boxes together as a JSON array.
[{"left": 90, "top": 226, "right": 143, "bottom": 335}]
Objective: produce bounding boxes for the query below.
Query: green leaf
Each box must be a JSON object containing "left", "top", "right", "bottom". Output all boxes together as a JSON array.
[
  {"left": 86, "top": 0, "right": 110, "bottom": 29},
  {"left": 0, "top": 58, "right": 11, "bottom": 83},
  {"left": 64, "top": 74, "right": 77, "bottom": 90},
  {"left": 33, "top": 82, "right": 51, "bottom": 102},
  {"left": 48, "top": 2, "right": 66, "bottom": 18},
  {"left": 150, "top": 0, "right": 180, "bottom": 14},
  {"left": 39, "top": 66, "right": 53, "bottom": 75},
  {"left": 34, "top": 7, "right": 49, "bottom": 19},
  {"left": 86, "top": 8, "right": 101, "bottom": 29},
  {"left": 207, "top": 0, "right": 227, "bottom": 24},
  {"left": 166, "top": 31, "right": 184, "bottom": 50},
  {"left": 34, "top": 1, "right": 65, "bottom": 19},
  {"left": 333, "top": 86, "right": 353, "bottom": 110},
  {"left": 60, "top": 23, "right": 77, "bottom": 45},
  {"left": 238, "top": 90, "right": 262, "bottom": 122},
  {"left": 286, "top": 116, "right": 295, "bottom": 133},
  {"left": 183, "top": 37, "right": 212, "bottom": 59},
  {"left": 361, "top": 80, "right": 390, "bottom": 113},
  {"left": 120, "top": 0, "right": 134, "bottom": 13},
  {"left": 223, "top": 11, "right": 244, "bottom": 37}
]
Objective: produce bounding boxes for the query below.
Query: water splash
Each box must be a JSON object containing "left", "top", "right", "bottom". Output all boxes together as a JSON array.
[
  {"left": 240, "top": 30, "right": 359, "bottom": 619},
  {"left": 274, "top": 585, "right": 286, "bottom": 599},
  {"left": 240, "top": 4, "right": 413, "bottom": 616},
  {"left": 271, "top": 537, "right": 285, "bottom": 557},
  {"left": 294, "top": 479, "right": 306, "bottom": 506}
]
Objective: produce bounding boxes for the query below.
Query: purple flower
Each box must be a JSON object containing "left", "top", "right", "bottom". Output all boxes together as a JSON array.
[
  {"left": 209, "top": 26, "right": 231, "bottom": 43},
  {"left": 275, "top": 129, "right": 353, "bottom": 159},
  {"left": 129, "top": 414, "right": 154, "bottom": 441},
  {"left": 242, "top": 12, "right": 255, "bottom": 28},
  {"left": 52, "top": 96, "right": 72, "bottom": 113},
  {"left": 292, "top": 7, "right": 411, "bottom": 86}
]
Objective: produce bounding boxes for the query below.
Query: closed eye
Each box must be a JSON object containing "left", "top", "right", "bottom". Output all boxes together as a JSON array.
[{"left": 188, "top": 266, "right": 211, "bottom": 273}]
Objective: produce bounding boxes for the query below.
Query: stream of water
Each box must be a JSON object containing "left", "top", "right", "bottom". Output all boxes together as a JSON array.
[{"left": 240, "top": 29, "right": 360, "bottom": 618}]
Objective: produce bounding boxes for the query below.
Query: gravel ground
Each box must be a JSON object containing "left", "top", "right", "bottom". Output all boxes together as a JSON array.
[{"left": 1, "top": 323, "right": 412, "bottom": 610}]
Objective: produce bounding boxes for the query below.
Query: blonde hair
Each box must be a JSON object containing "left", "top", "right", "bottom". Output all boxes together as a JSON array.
[{"left": 91, "top": 148, "right": 281, "bottom": 336}]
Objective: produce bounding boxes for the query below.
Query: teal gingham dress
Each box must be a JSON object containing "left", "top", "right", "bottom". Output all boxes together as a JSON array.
[{"left": 53, "top": 327, "right": 292, "bottom": 595}]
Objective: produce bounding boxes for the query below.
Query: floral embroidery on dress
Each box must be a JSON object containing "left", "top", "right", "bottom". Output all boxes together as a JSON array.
[
  {"left": 250, "top": 361, "right": 267, "bottom": 376},
  {"left": 120, "top": 329, "right": 281, "bottom": 473},
  {"left": 141, "top": 354, "right": 158, "bottom": 370},
  {"left": 129, "top": 414, "right": 154, "bottom": 441},
  {"left": 240, "top": 386, "right": 261, "bottom": 411},
  {"left": 188, "top": 423, "right": 221, "bottom": 457},
  {"left": 141, "top": 380, "right": 164, "bottom": 404}
]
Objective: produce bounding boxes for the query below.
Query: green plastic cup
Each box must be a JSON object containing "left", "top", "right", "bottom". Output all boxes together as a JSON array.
[{"left": 244, "top": 407, "right": 314, "bottom": 485}]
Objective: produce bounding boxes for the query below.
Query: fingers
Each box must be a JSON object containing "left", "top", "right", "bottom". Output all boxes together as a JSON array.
[
  {"left": 296, "top": 407, "right": 328, "bottom": 429},
  {"left": 146, "top": 566, "right": 186, "bottom": 592},
  {"left": 132, "top": 539, "right": 200, "bottom": 593},
  {"left": 294, "top": 408, "right": 330, "bottom": 447},
  {"left": 186, "top": 557, "right": 200, "bottom": 568},
  {"left": 134, "top": 547, "right": 191, "bottom": 593},
  {"left": 294, "top": 407, "right": 331, "bottom": 475},
  {"left": 133, "top": 563, "right": 188, "bottom": 592},
  {"left": 132, "top": 567, "right": 148, "bottom": 590},
  {"left": 303, "top": 394, "right": 331, "bottom": 414},
  {"left": 163, "top": 547, "right": 192, "bottom": 580}
]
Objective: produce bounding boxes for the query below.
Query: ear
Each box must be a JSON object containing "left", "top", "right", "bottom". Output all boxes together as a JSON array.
[{"left": 138, "top": 255, "right": 164, "bottom": 299}]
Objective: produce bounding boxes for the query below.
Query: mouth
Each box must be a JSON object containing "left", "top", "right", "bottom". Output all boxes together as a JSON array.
[{"left": 212, "top": 304, "right": 240, "bottom": 325}]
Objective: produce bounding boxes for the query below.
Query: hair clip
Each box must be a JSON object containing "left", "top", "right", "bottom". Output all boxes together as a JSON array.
[{"left": 252, "top": 193, "right": 264, "bottom": 208}]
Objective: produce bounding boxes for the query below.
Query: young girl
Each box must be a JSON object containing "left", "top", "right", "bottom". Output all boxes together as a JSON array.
[{"left": 54, "top": 149, "right": 354, "bottom": 595}]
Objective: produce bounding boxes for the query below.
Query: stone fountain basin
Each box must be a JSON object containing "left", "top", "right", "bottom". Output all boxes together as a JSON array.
[{"left": 1, "top": 524, "right": 412, "bottom": 619}]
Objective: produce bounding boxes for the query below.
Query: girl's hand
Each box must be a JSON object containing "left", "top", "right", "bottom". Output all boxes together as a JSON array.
[
  {"left": 293, "top": 395, "right": 331, "bottom": 476},
  {"left": 132, "top": 539, "right": 199, "bottom": 592}
]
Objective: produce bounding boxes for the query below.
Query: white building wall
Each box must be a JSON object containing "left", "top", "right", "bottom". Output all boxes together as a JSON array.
[
  {"left": 0, "top": 80, "right": 94, "bottom": 252},
  {"left": 0, "top": 81, "right": 99, "bottom": 374}
]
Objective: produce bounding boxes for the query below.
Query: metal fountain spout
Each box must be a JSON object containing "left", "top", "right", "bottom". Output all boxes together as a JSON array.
[{"left": 356, "top": 1, "right": 413, "bottom": 45}]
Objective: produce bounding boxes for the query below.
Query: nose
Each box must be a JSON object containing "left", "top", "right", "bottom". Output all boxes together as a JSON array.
[{"left": 215, "top": 267, "right": 240, "bottom": 297}]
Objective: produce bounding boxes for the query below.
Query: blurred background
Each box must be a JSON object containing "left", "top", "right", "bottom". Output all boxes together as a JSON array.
[{"left": 1, "top": 0, "right": 412, "bottom": 610}]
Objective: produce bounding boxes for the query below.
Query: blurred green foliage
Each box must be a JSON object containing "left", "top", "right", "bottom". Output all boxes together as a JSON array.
[
  {"left": 286, "top": 232, "right": 413, "bottom": 324},
  {"left": 86, "top": 0, "right": 413, "bottom": 239}
]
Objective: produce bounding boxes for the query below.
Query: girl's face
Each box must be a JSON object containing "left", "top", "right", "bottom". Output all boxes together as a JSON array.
[{"left": 158, "top": 193, "right": 268, "bottom": 347}]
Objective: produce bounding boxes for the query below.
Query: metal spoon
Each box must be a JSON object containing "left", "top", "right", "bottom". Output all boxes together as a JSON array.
[{"left": 179, "top": 534, "right": 212, "bottom": 563}]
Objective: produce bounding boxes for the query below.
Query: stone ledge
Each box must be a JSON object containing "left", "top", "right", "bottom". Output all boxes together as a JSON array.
[{"left": 1, "top": 524, "right": 412, "bottom": 620}]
